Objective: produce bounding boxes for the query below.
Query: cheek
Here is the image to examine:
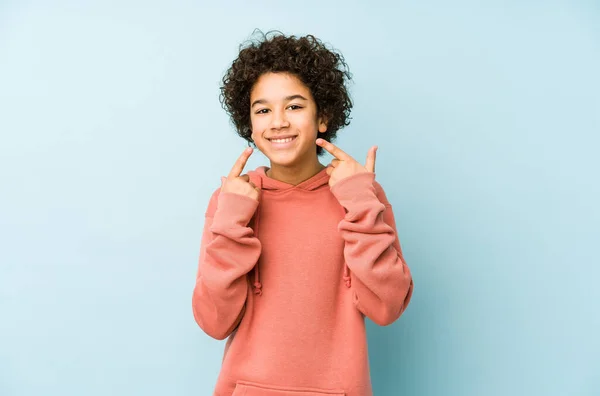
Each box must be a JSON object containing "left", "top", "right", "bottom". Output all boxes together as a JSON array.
[
  {"left": 250, "top": 120, "right": 267, "bottom": 147},
  {"left": 300, "top": 118, "right": 320, "bottom": 135},
  {"left": 250, "top": 116, "right": 266, "bottom": 133},
  {"left": 295, "top": 112, "right": 319, "bottom": 131},
  {"left": 249, "top": 119, "right": 259, "bottom": 139}
]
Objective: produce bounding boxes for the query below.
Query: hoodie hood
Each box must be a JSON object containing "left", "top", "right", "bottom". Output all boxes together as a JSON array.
[
  {"left": 248, "top": 165, "right": 331, "bottom": 192},
  {"left": 245, "top": 165, "right": 332, "bottom": 295}
]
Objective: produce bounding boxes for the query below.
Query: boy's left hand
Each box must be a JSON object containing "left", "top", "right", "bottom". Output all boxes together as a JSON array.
[{"left": 316, "top": 138, "right": 377, "bottom": 188}]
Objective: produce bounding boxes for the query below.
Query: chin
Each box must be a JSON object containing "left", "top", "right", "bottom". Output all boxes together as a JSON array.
[
  {"left": 266, "top": 156, "right": 298, "bottom": 167},
  {"left": 266, "top": 151, "right": 307, "bottom": 167}
]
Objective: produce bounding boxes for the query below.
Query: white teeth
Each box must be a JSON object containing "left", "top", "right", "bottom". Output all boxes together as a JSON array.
[{"left": 271, "top": 137, "right": 295, "bottom": 143}]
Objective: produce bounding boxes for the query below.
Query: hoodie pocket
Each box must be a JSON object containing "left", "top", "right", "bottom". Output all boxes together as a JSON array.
[{"left": 232, "top": 380, "right": 345, "bottom": 396}]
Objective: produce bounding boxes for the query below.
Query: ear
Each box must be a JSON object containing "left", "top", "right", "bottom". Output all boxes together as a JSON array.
[{"left": 317, "top": 114, "right": 328, "bottom": 134}]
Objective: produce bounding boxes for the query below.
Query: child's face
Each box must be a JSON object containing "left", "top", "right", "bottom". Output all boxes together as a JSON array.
[{"left": 249, "top": 72, "right": 327, "bottom": 167}]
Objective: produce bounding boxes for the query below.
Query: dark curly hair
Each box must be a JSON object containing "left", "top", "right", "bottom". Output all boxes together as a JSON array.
[{"left": 219, "top": 29, "right": 353, "bottom": 156}]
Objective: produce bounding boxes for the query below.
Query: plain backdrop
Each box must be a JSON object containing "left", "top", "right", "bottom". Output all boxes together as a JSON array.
[{"left": 1, "top": 1, "right": 599, "bottom": 395}]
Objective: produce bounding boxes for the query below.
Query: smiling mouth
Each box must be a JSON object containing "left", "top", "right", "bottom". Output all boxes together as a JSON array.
[
  {"left": 267, "top": 136, "right": 298, "bottom": 143},
  {"left": 266, "top": 135, "right": 298, "bottom": 149}
]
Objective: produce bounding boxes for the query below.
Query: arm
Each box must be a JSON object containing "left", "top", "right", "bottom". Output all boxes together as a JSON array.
[
  {"left": 192, "top": 188, "right": 262, "bottom": 339},
  {"left": 331, "top": 172, "right": 414, "bottom": 326}
]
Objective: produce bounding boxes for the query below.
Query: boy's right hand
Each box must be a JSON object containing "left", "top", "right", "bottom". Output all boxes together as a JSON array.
[{"left": 220, "top": 147, "right": 261, "bottom": 202}]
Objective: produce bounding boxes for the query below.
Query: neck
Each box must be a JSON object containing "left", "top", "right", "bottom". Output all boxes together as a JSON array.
[{"left": 266, "top": 159, "right": 326, "bottom": 185}]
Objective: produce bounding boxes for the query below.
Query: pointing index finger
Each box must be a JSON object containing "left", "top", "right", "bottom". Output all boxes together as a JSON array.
[
  {"left": 316, "top": 138, "right": 350, "bottom": 161},
  {"left": 228, "top": 147, "right": 253, "bottom": 178}
]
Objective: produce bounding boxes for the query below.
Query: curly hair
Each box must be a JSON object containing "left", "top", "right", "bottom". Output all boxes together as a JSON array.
[{"left": 219, "top": 30, "right": 353, "bottom": 156}]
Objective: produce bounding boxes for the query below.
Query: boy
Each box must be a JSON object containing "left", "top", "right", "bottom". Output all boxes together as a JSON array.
[{"left": 192, "top": 31, "right": 414, "bottom": 396}]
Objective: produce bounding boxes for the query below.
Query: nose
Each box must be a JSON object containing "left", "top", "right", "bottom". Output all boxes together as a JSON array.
[{"left": 270, "top": 109, "right": 290, "bottom": 129}]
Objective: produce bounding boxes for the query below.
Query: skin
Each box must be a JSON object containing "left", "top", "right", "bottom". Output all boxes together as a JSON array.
[
  {"left": 249, "top": 72, "right": 327, "bottom": 186},
  {"left": 317, "top": 138, "right": 377, "bottom": 188},
  {"left": 220, "top": 147, "right": 261, "bottom": 201},
  {"left": 221, "top": 72, "right": 378, "bottom": 199}
]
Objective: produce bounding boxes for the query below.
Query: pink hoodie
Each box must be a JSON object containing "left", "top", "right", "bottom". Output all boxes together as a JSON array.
[{"left": 192, "top": 166, "right": 413, "bottom": 396}]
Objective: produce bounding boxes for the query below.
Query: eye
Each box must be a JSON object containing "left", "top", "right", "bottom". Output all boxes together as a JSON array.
[
  {"left": 255, "top": 108, "right": 269, "bottom": 114},
  {"left": 287, "top": 105, "right": 303, "bottom": 110}
]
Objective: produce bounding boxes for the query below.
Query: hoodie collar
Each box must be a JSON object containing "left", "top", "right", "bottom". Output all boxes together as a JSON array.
[{"left": 249, "top": 165, "right": 330, "bottom": 191}]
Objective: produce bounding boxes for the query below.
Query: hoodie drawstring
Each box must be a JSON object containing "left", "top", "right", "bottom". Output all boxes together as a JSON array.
[
  {"left": 253, "top": 265, "right": 262, "bottom": 295},
  {"left": 343, "top": 264, "right": 351, "bottom": 288}
]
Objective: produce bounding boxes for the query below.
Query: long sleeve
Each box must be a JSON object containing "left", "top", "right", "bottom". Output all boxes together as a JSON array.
[
  {"left": 330, "top": 172, "right": 414, "bottom": 326},
  {"left": 192, "top": 188, "right": 262, "bottom": 340}
]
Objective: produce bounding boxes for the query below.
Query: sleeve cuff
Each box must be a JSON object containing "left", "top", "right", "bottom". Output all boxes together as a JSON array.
[
  {"left": 330, "top": 172, "right": 377, "bottom": 206},
  {"left": 212, "top": 192, "right": 259, "bottom": 228}
]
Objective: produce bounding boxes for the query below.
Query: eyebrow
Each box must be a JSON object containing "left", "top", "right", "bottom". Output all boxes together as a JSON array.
[{"left": 251, "top": 94, "right": 308, "bottom": 108}]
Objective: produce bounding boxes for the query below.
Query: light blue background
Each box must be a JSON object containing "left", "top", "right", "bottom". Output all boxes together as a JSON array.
[{"left": 1, "top": 1, "right": 598, "bottom": 395}]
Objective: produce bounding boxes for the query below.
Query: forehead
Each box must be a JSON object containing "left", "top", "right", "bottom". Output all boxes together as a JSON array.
[{"left": 250, "top": 72, "right": 312, "bottom": 100}]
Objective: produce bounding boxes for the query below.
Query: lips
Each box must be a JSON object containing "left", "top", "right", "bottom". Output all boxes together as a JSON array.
[
  {"left": 266, "top": 135, "right": 298, "bottom": 150},
  {"left": 267, "top": 135, "right": 298, "bottom": 141}
]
